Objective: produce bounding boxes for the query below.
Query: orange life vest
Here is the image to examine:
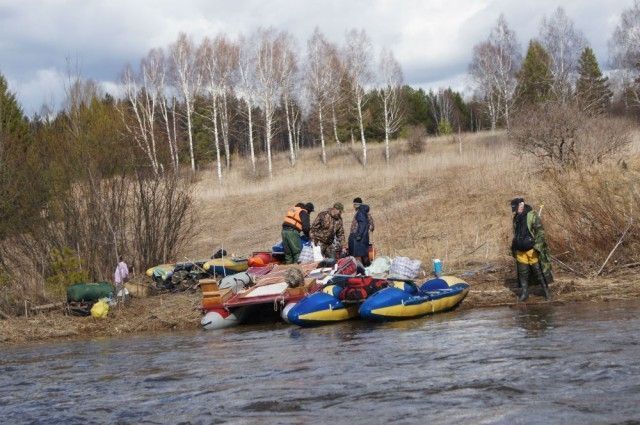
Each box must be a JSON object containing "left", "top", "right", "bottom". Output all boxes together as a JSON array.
[{"left": 283, "top": 206, "right": 304, "bottom": 231}]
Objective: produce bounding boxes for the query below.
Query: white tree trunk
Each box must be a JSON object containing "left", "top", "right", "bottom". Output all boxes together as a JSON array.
[
  {"left": 284, "top": 94, "right": 296, "bottom": 166},
  {"left": 246, "top": 99, "right": 256, "bottom": 173},
  {"left": 383, "top": 98, "right": 390, "bottom": 163},
  {"left": 356, "top": 94, "right": 367, "bottom": 166},
  {"left": 171, "top": 100, "right": 179, "bottom": 169},
  {"left": 331, "top": 105, "right": 341, "bottom": 145},
  {"left": 265, "top": 108, "right": 273, "bottom": 178},
  {"left": 185, "top": 101, "right": 196, "bottom": 171},
  {"left": 221, "top": 91, "right": 231, "bottom": 169},
  {"left": 318, "top": 105, "right": 327, "bottom": 164},
  {"left": 211, "top": 97, "right": 223, "bottom": 182}
]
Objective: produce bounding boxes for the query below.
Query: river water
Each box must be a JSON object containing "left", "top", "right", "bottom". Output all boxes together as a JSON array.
[{"left": 1, "top": 300, "right": 639, "bottom": 425}]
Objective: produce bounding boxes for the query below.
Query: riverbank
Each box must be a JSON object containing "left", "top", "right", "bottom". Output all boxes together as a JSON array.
[{"left": 2, "top": 267, "right": 638, "bottom": 345}]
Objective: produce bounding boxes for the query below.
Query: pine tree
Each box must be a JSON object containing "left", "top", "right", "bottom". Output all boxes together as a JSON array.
[
  {"left": 575, "top": 47, "right": 612, "bottom": 115},
  {"left": 516, "top": 41, "right": 554, "bottom": 105},
  {"left": 0, "top": 72, "right": 48, "bottom": 240},
  {"left": 0, "top": 74, "right": 29, "bottom": 142}
]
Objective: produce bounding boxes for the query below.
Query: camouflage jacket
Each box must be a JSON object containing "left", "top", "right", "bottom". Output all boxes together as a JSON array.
[{"left": 310, "top": 210, "right": 345, "bottom": 246}]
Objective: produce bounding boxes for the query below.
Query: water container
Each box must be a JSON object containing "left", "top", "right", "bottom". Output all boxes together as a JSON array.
[{"left": 433, "top": 259, "right": 443, "bottom": 277}]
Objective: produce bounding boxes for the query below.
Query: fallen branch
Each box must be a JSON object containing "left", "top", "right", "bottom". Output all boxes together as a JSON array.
[
  {"left": 456, "top": 242, "right": 487, "bottom": 258},
  {"left": 596, "top": 218, "right": 634, "bottom": 277},
  {"left": 551, "top": 256, "right": 587, "bottom": 278}
]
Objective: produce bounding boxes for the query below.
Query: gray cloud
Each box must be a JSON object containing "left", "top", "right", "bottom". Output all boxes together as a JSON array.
[{"left": 0, "top": 0, "right": 633, "bottom": 114}]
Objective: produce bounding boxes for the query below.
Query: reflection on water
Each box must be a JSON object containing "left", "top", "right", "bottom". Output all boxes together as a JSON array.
[
  {"left": 514, "top": 304, "right": 556, "bottom": 337},
  {"left": 1, "top": 301, "right": 639, "bottom": 424}
]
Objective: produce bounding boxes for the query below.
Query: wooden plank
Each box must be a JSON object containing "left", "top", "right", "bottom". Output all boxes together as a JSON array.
[{"left": 30, "top": 302, "right": 65, "bottom": 312}]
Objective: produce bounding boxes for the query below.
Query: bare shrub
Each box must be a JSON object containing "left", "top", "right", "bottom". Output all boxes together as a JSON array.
[
  {"left": 0, "top": 172, "right": 196, "bottom": 313},
  {"left": 544, "top": 164, "right": 640, "bottom": 274},
  {"left": 509, "top": 101, "right": 631, "bottom": 169},
  {"left": 406, "top": 125, "right": 426, "bottom": 154},
  {"left": 132, "top": 173, "right": 196, "bottom": 268}
]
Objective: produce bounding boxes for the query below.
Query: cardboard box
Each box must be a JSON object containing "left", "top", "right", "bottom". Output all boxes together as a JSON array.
[
  {"left": 199, "top": 279, "right": 219, "bottom": 293},
  {"left": 202, "top": 287, "right": 233, "bottom": 309}
]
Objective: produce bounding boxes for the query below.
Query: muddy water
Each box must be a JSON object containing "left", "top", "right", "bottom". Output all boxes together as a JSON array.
[{"left": 1, "top": 301, "right": 639, "bottom": 424}]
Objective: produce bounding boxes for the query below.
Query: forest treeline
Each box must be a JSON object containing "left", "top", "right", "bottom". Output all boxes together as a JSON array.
[{"left": 1, "top": 4, "right": 640, "bottom": 313}]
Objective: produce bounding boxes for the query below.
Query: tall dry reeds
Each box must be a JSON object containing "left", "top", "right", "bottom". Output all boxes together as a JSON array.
[{"left": 544, "top": 163, "right": 640, "bottom": 275}]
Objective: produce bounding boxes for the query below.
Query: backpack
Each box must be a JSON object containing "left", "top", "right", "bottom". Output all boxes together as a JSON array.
[{"left": 338, "top": 276, "right": 388, "bottom": 302}]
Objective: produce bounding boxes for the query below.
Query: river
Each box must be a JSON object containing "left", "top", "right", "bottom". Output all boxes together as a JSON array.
[{"left": 1, "top": 300, "right": 639, "bottom": 424}]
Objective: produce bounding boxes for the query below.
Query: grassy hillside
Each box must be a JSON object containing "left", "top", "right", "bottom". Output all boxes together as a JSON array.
[{"left": 187, "top": 132, "right": 528, "bottom": 274}]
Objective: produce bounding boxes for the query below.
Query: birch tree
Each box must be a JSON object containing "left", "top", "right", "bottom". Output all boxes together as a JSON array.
[
  {"left": 169, "top": 32, "right": 201, "bottom": 172},
  {"left": 539, "top": 7, "right": 587, "bottom": 103},
  {"left": 255, "top": 28, "right": 285, "bottom": 177},
  {"left": 469, "top": 15, "right": 521, "bottom": 129},
  {"left": 280, "top": 33, "right": 299, "bottom": 166},
  {"left": 198, "top": 37, "right": 224, "bottom": 182},
  {"left": 344, "top": 29, "right": 373, "bottom": 166},
  {"left": 120, "top": 64, "right": 160, "bottom": 175},
  {"left": 378, "top": 48, "right": 403, "bottom": 162},
  {"left": 306, "top": 28, "right": 331, "bottom": 164},
  {"left": 610, "top": 0, "right": 640, "bottom": 108},
  {"left": 469, "top": 42, "right": 501, "bottom": 130},
  {"left": 143, "top": 48, "right": 179, "bottom": 171},
  {"left": 238, "top": 35, "right": 258, "bottom": 172},
  {"left": 212, "top": 36, "right": 239, "bottom": 169}
]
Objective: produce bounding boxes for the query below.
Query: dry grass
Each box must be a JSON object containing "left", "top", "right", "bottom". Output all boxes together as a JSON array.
[
  {"left": 0, "top": 291, "right": 202, "bottom": 344},
  {"left": 188, "top": 132, "right": 528, "bottom": 273}
]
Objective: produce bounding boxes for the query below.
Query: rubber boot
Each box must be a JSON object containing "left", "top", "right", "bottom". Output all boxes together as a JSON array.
[
  {"left": 533, "top": 263, "right": 550, "bottom": 300},
  {"left": 517, "top": 262, "right": 529, "bottom": 301}
]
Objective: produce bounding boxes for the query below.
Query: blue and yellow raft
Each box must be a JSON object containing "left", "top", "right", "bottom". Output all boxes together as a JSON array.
[
  {"left": 286, "top": 283, "right": 359, "bottom": 327},
  {"left": 203, "top": 257, "right": 249, "bottom": 276},
  {"left": 359, "top": 276, "right": 469, "bottom": 321}
]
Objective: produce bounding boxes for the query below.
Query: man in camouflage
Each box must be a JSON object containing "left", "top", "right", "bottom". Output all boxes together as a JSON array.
[{"left": 310, "top": 203, "right": 346, "bottom": 260}]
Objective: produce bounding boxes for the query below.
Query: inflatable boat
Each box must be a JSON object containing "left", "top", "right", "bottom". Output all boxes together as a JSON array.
[
  {"left": 287, "top": 276, "right": 389, "bottom": 327},
  {"left": 359, "top": 276, "right": 469, "bottom": 321},
  {"left": 200, "top": 263, "right": 327, "bottom": 330},
  {"left": 203, "top": 257, "right": 249, "bottom": 276},
  {"left": 145, "top": 263, "right": 174, "bottom": 282}
]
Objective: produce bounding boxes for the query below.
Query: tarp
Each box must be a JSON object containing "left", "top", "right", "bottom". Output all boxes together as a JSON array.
[{"left": 67, "top": 282, "right": 114, "bottom": 303}]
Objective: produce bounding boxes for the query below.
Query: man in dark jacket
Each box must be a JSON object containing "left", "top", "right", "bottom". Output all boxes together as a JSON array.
[
  {"left": 349, "top": 197, "right": 374, "bottom": 266},
  {"left": 281, "top": 202, "right": 314, "bottom": 264},
  {"left": 511, "top": 197, "right": 552, "bottom": 301},
  {"left": 310, "top": 203, "right": 345, "bottom": 259}
]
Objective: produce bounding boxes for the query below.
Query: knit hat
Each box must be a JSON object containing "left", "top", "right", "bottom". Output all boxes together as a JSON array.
[
  {"left": 333, "top": 202, "right": 344, "bottom": 212},
  {"left": 353, "top": 197, "right": 363, "bottom": 204},
  {"left": 510, "top": 197, "right": 525, "bottom": 212}
]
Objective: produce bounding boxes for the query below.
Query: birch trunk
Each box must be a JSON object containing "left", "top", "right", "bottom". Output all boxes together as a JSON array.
[
  {"left": 246, "top": 99, "right": 256, "bottom": 173},
  {"left": 318, "top": 105, "right": 326, "bottom": 164},
  {"left": 356, "top": 95, "right": 367, "bottom": 166},
  {"left": 221, "top": 91, "right": 231, "bottom": 169},
  {"left": 331, "top": 105, "right": 341, "bottom": 145},
  {"left": 284, "top": 94, "right": 296, "bottom": 166},
  {"left": 211, "top": 97, "right": 223, "bottom": 182},
  {"left": 383, "top": 97, "right": 390, "bottom": 163}
]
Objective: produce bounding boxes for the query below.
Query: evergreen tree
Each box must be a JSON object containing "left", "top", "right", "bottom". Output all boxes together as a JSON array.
[
  {"left": 0, "top": 73, "right": 48, "bottom": 240},
  {"left": 516, "top": 41, "right": 554, "bottom": 105},
  {"left": 575, "top": 47, "right": 612, "bottom": 115},
  {"left": 0, "top": 74, "right": 29, "bottom": 143}
]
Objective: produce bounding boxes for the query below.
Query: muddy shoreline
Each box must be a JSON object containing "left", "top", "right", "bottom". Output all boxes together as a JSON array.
[{"left": 2, "top": 269, "right": 638, "bottom": 345}]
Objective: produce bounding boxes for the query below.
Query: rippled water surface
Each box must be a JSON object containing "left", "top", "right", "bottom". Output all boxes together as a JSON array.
[{"left": 1, "top": 300, "right": 640, "bottom": 424}]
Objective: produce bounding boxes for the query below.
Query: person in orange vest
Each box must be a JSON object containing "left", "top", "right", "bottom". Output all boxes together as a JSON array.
[{"left": 281, "top": 202, "right": 314, "bottom": 264}]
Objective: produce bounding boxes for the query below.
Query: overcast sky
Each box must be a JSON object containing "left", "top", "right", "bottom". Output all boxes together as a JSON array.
[{"left": 0, "top": 0, "right": 633, "bottom": 115}]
